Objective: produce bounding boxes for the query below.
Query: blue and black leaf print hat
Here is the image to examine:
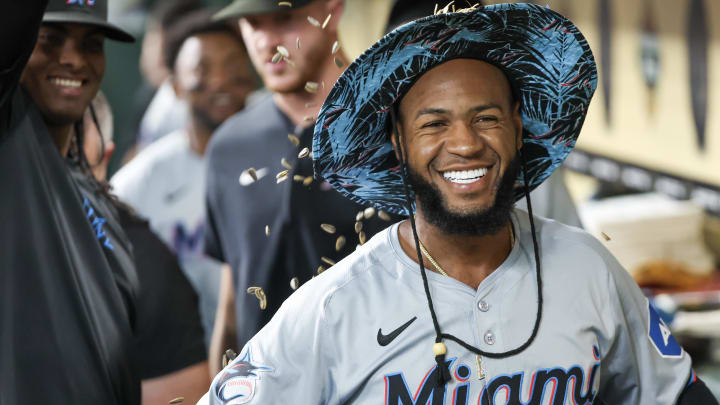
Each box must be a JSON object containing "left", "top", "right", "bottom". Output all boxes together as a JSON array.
[{"left": 313, "top": 3, "right": 597, "bottom": 216}]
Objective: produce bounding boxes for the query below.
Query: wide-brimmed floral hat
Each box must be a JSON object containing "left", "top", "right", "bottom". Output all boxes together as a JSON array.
[{"left": 313, "top": 3, "right": 597, "bottom": 216}]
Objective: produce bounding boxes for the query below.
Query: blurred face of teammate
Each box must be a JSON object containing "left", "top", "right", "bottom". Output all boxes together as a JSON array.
[
  {"left": 172, "top": 31, "right": 257, "bottom": 132},
  {"left": 237, "top": 0, "right": 343, "bottom": 94},
  {"left": 21, "top": 23, "right": 105, "bottom": 127},
  {"left": 395, "top": 59, "right": 523, "bottom": 236}
]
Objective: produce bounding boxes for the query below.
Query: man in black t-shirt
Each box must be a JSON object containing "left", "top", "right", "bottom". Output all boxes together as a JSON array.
[
  {"left": 206, "top": 0, "right": 401, "bottom": 374},
  {"left": 0, "top": 1, "right": 139, "bottom": 403}
]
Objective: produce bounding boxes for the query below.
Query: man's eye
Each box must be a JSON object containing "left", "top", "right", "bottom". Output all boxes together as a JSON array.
[
  {"left": 421, "top": 121, "right": 445, "bottom": 128},
  {"left": 40, "top": 33, "right": 64, "bottom": 47},
  {"left": 474, "top": 116, "right": 498, "bottom": 127}
]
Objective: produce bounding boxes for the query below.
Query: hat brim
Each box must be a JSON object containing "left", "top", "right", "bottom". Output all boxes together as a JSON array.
[
  {"left": 213, "top": 0, "right": 314, "bottom": 20},
  {"left": 313, "top": 3, "right": 597, "bottom": 216},
  {"left": 43, "top": 11, "right": 135, "bottom": 43}
]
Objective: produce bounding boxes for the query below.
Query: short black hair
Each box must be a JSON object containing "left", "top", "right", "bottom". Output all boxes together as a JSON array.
[
  {"left": 163, "top": 9, "right": 245, "bottom": 72},
  {"left": 149, "top": 0, "right": 203, "bottom": 31}
]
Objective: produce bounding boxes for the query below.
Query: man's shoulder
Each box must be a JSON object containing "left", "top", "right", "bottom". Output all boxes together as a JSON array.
[
  {"left": 208, "top": 93, "right": 276, "bottom": 153},
  {"left": 275, "top": 227, "right": 395, "bottom": 319}
]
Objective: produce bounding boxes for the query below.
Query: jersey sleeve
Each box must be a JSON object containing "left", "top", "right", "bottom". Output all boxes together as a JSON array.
[
  {"left": 207, "top": 286, "right": 334, "bottom": 404},
  {"left": 597, "top": 251, "right": 692, "bottom": 404},
  {"left": 109, "top": 159, "right": 150, "bottom": 214}
]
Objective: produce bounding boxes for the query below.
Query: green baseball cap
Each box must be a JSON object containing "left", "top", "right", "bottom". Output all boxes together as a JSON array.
[
  {"left": 214, "top": 0, "right": 314, "bottom": 20},
  {"left": 43, "top": 0, "right": 135, "bottom": 43}
]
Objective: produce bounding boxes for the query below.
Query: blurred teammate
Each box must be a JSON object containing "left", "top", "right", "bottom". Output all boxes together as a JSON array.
[
  {"left": 112, "top": 10, "right": 258, "bottom": 346},
  {"left": 0, "top": 0, "right": 140, "bottom": 402},
  {"left": 83, "top": 92, "right": 209, "bottom": 404},
  {"left": 205, "top": 0, "right": 399, "bottom": 373}
]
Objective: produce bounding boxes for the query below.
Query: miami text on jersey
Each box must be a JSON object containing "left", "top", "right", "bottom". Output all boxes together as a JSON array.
[
  {"left": 384, "top": 350, "right": 601, "bottom": 405},
  {"left": 83, "top": 197, "right": 113, "bottom": 250}
]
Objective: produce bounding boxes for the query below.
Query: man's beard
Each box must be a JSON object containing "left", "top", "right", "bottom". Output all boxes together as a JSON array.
[{"left": 408, "top": 157, "right": 521, "bottom": 236}]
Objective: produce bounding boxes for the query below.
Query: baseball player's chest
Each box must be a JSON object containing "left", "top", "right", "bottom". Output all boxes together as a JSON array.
[
  {"left": 331, "top": 295, "right": 604, "bottom": 404},
  {"left": 334, "top": 338, "right": 602, "bottom": 405}
]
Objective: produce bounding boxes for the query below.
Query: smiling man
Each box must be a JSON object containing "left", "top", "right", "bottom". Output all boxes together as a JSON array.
[
  {"left": 204, "top": 4, "right": 717, "bottom": 405},
  {"left": 1, "top": 0, "right": 141, "bottom": 404}
]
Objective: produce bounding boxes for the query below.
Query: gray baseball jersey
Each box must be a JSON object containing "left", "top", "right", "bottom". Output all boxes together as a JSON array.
[{"left": 204, "top": 209, "right": 693, "bottom": 405}]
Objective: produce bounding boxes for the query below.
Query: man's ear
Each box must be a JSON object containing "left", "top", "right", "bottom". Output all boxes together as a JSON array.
[
  {"left": 324, "top": 0, "right": 345, "bottom": 33},
  {"left": 103, "top": 141, "right": 115, "bottom": 165},
  {"left": 390, "top": 122, "right": 403, "bottom": 162},
  {"left": 512, "top": 101, "right": 523, "bottom": 151}
]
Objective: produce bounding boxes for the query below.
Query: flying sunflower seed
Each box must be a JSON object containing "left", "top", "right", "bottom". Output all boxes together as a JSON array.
[
  {"left": 271, "top": 52, "right": 283, "bottom": 64},
  {"left": 290, "top": 277, "right": 299, "bottom": 290},
  {"left": 247, "top": 287, "right": 267, "bottom": 309},
  {"left": 247, "top": 167, "right": 258, "bottom": 181},
  {"left": 222, "top": 353, "right": 228, "bottom": 368},
  {"left": 276, "top": 170, "right": 289, "bottom": 180},
  {"left": 225, "top": 348, "right": 238, "bottom": 361},
  {"left": 304, "top": 81, "right": 319, "bottom": 93},
  {"left": 303, "top": 176, "right": 313, "bottom": 186},
  {"left": 321, "top": 256, "right": 336, "bottom": 266},
  {"left": 283, "top": 56, "right": 296, "bottom": 67},
  {"left": 278, "top": 1, "right": 292, "bottom": 6},
  {"left": 303, "top": 115, "right": 314, "bottom": 122},
  {"left": 304, "top": 102, "right": 316, "bottom": 108},
  {"left": 169, "top": 397, "right": 185, "bottom": 404},
  {"left": 288, "top": 134, "right": 300, "bottom": 146},
  {"left": 378, "top": 210, "right": 391, "bottom": 221},
  {"left": 321, "top": 223, "right": 336, "bottom": 234},
  {"left": 307, "top": 16, "right": 321, "bottom": 26},
  {"left": 331, "top": 41, "right": 340, "bottom": 54},
  {"left": 355, "top": 211, "right": 364, "bottom": 222},
  {"left": 321, "top": 13, "right": 332, "bottom": 29},
  {"left": 335, "top": 235, "right": 346, "bottom": 251},
  {"left": 364, "top": 207, "right": 376, "bottom": 219},
  {"left": 321, "top": 81, "right": 325, "bottom": 89},
  {"left": 265, "top": 225, "right": 270, "bottom": 236},
  {"left": 276, "top": 45, "right": 289, "bottom": 58},
  {"left": 317, "top": 265, "right": 326, "bottom": 274},
  {"left": 298, "top": 147, "right": 310, "bottom": 158},
  {"left": 601, "top": 232, "right": 611, "bottom": 241},
  {"left": 293, "top": 174, "right": 304, "bottom": 182},
  {"left": 354, "top": 221, "right": 363, "bottom": 233},
  {"left": 359, "top": 231, "right": 367, "bottom": 245},
  {"left": 334, "top": 57, "right": 344, "bottom": 68},
  {"left": 281, "top": 158, "right": 292, "bottom": 169},
  {"left": 296, "top": 36, "right": 301, "bottom": 49}
]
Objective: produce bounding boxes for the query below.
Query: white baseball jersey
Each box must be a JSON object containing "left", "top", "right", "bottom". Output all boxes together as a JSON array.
[
  {"left": 204, "top": 209, "right": 693, "bottom": 405},
  {"left": 111, "top": 130, "right": 221, "bottom": 344}
]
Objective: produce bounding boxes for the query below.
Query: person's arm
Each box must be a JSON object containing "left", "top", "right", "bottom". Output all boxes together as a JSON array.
[
  {"left": 1, "top": 0, "right": 47, "bottom": 111},
  {"left": 206, "top": 281, "right": 334, "bottom": 404},
  {"left": 676, "top": 373, "right": 718, "bottom": 405},
  {"left": 141, "top": 361, "right": 210, "bottom": 405},
  {"left": 596, "top": 245, "right": 713, "bottom": 403},
  {"left": 208, "top": 264, "right": 236, "bottom": 376}
]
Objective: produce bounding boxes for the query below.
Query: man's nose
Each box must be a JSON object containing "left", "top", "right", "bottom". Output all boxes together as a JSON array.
[
  {"left": 58, "top": 40, "right": 86, "bottom": 70},
  {"left": 444, "top": 122, "right": 485, "bottom": 157}
]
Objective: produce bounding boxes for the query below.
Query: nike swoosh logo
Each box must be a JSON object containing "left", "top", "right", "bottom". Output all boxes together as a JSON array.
[
  {"left": 377, "top": 316, "right": 417, "bottom": 346},
  {"left": 164, "top": 185, "right": 187, "bottom": 203}
]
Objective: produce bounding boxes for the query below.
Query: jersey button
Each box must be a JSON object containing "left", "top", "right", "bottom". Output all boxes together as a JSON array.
[
  {"left": 484, "top": 331, "right": 495, "bottom": 345},
  {"left": 478, "top": 300, "right": 490, "bottom": 312}
]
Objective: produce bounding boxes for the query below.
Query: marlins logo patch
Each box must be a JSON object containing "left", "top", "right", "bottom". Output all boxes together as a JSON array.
[
  {"left": 215, "top": 348, "right": 272, "bottom": 404},
  {"left": 647, "top": 301, "right": 682, "bottom": 358}
]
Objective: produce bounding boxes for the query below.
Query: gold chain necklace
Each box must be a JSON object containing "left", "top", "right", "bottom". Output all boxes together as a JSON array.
[{"left": 417, "top": 224, "right": 515, "bottom": 277}]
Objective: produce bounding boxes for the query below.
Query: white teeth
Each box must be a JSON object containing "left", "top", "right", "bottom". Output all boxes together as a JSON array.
[
  {"left": 443, "top": 168, "right": 488, "bottom": 184},
  {"left": 51, "top": 78, "right": 82, "bottom": 88}
]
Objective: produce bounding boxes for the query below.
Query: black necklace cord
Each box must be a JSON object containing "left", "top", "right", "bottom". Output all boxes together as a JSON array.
[
  {"left": 389, "top": 107, "right": 544, "bottom": 383},
  {"left": 391, "top": 107, "right": 452, "bottom": 386}
]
